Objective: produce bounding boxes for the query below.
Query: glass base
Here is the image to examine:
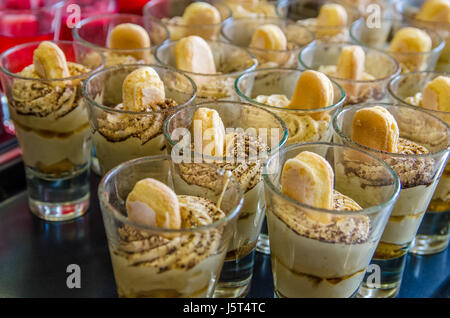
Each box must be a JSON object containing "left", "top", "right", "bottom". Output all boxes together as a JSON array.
[
  {"left": 213, "top": 276, "right": 252, "bottom": 298},
  {"left": 256, "top": 233, "right": 271, "bottom": 255},
  {"left": 357, "top": 281, "right": 400, "bottom": 298},
  {"left": 29, "top": 194, "right": 89, "bottom": 222},
  {"left": 410, "top": 234, "right": 450, "bottom": 255}
]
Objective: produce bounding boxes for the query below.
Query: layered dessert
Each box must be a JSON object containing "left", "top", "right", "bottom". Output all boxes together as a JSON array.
[
  {"left": 160, "top": 2, "right": 226, "bottom": 41},
  {"left": 348, "top": 106, "right": 440, "bottom": 258},
  {"left": 171, "top": 35, "right": 254, "bottom": 100},
  {"left": 109, "top": 178, "right": 228, "bottom": 297},
  {"left": 295, "top": 3, "right": 351, "bottom": 42},
  {"left": 224, "top": 0, "right": 277, "bottom": 18},
  {"left": 9, "top": 41, "right": 92, "bottom": 176},
  {"left": 317, "top": 45, "right": 388, "bottom": 104},
  {"left": 267, "top": 151, "right": 376, "bottom": 298},
  {"left": 252, "top": 70, "right": 336, "bottom": 145},
  {"left": 91, "top": 66, "right": 179, "bottom": 173},
  {"left": 171, "top": 107, "right": 269, "bottom": 260},
  {"left": 402, "top": 76, "right": 450, "bottom": 213}
]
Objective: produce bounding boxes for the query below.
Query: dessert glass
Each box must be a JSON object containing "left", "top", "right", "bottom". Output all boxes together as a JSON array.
[
  {"left": 298, "top": 42, "right": 400, "bottom": 105},
  {"left": 83, "top": 64, "right": 197, "bottom": 175},
  {"left": 263, "top": 142, "right": 400, "bottom": 298},
  {"left": 388, "top": 71, "right": 450, "bottom": 255},
  {"left": 236, "top": 68, "right": 345, "bottom": 254},
  {"left": 395, "top": 0, "right": 450, "bottom": 72},
  {"left": 350, "top": 18, "right": 445, "bottom": 73},
  {"left": 99, "top": 155, "right": 244, "bottom": 298},
  {"left": 155, "top": 40, "right": 258, "bottom": 101},
  {"left": 0, "top": 41, "right": 105, "bottom": 221},
  {"left": 276, "top": 0, "right": 361, "bottom": 43},
  {"left": 143, "top": 0, "right": 232, "bottom": 41},
  {"left": 333, "top": 103, "right": 449, "bottom": 298},
  {"left": 164, "top": 101, "right": 288, "bottom": 298},
  {"left": 220, "top": 17, "right": 315, "bottom": 68},
  {"left": 73, "top": 13, "right": 170, "bottom": 67}
]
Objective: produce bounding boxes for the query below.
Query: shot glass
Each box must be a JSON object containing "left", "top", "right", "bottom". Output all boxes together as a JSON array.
[
  {"left": 350, "top": 18, "right": 445, "bottom": 73},
  {"left": 298, "top": 42, "right": 400, "bottom": 105},
  {"left": 395, "top": 0, "right": 450, "bottom": 72},
  {"left": 0, "top": 41, "right": 105, "bottom": 221},
  {"left": 164, "top": 101, "right": 288, "bottom": 298},
  {"left": 276, "top": 0, "right": 361, "bottom": 43},
  {"left": 73, "top": 13, "right": 170, "bottom": 67},
  {"left": 83, "top": 64, "right": 197, "bottom": 175},
  {"left": 263, "top": 142, "right": 400, "bottom": 298},
  {"left": 155, "top": 40, "right": 257, "bottom": 101},
  {"left": 60, "top": 0, "right": 118, "bottom": 40},
  {"left": 143, "top": 0, "right": 232, "bottom": 41},
  {"left": 98, "top": 155, "right": 244, "bottom": 298},
  {"left": 388, "top": 71, "right": 450, "bottom": 255},
  {"left": 333, "top": 103, "right": 450, "bottom": 298},
  {"left": 223, "top": 0, "right": 279, "bottom": 18},
  {"left": 220, "top": 17, "right": 314, "bottom": 68}
]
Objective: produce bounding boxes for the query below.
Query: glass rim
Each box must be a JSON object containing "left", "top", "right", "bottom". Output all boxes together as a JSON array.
[
  {"left": 220, "top": 17, "right": 315, "bottom": 54},
  {"left": 154, "top": 40, "right": 258, "bottom": 77},
  {"left": 0, "top": 0, "right": 64, "bottom": 13},
  {"left": 72, "top": 13, "right": 170, "bottom": 53},
  {"left": 298, "top": 41, "right": 402, "bottom": 84},
  {"left": 143, "top": 0, "right": 233, "bottom": 28},
  {"left": 98, "top": 155, "right": 244, "bottom": 234},
  {"left": 82, "top": 63, "right": 197, "bottom": 115},
  {"left": 394, "top": 1, "right": 450, "bottom": 29},
  {"left": 332, "top": 102, "right": 450, "bottom": 158},
  {"left": 349, "top": 18, "right": 446, "bottom": 56},
  {"left": 0, "top": 40, "right": 106, "bottom": 82},
  {"left": 263, "top": 141, "right": 401, "bottom": 216},
  {"left": 387, "top": 70, "right": 450, "bottom": 116},
  {"left": 234, "top": 67, "right": 346, "bottom": 112},
  {"left": 163, "top": 100, "right": 290, "bottom": 159}
]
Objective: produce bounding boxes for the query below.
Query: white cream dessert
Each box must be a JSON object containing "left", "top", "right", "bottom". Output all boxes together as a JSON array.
[
  {"left": 268, "top": 151, "right": 374, "bottom": 298},
  {"left": 161, "top": 2, "right": 223, "bottom": 41},
  {"left": 110, "top": 178, "right": 227, "bottom": 298},
  {"left": 92, "top": 67, "right": 179, "bottom": 174},
  {"left": 317, "top": 45, "right": 388, "bottom": 104},
  {"left": 348, "top": 106, "right": 439, "bottom": 258},
  {"left": 172, "top": 107, "right": 269, "bottom": 259},
  {"left": 10, "top": 42, "right": 92, "bottom": 176},
  {"left": 172, "top": 35, "right": 249, "bottom": 100},
  {"left": 296, "top": 3, "right": 350, "bottom": 42},
  {"left": 254, "top": 70, "right": 335, "bottom": 145}
]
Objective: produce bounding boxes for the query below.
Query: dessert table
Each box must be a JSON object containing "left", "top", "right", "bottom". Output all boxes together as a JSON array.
[{"left": 0, "top": 154, "right": 448, "bottom": 298}]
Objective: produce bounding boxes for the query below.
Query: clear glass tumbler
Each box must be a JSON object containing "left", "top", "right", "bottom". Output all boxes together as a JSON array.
[
  {"left": 163, "top": 101, "right": 288, "bottom": 298},
  {"left": 394, "top": 0, "right": 450, "bottom": 72},
  {"left": 333, "top": 103, "right": 450, "bottom": 298},
  {"left": 83, "top": 64, "right": 197, "bottom": 175},
  {"left": 388, "top": 70, "right": 450, "bottom": 255},
  {"left": 155, "top": 39, "right": 257, "bottom": 101},
  {"left": 298, "top": 41, "right": 400, "bottom": 105},
  {"left": 220, "top": 17, "right": 314, "bottom": 68},
  {"left": 143, "top": 0, "right": 232, "bottom": 41},
  {"left": 350, "top": 18, "right": 445, "bottom": 73},
  {"left": 98, "top": 155, "right": 244, "bottom": 297},
  {"left": 263, "top": 142, "right": 400, "bottom": 298},
  {"left": 0, "top": 40, "right": 105, "bottom": 221},
  {"left": 72, "top": 13, "right": 170, "bottom": 67}
]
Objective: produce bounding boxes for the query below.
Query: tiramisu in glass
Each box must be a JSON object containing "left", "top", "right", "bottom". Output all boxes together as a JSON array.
[
  {"left": 83, "top": 64, "right": 196, "bottom": 174},
  {"left": 0, "top": 40, "right": 104, "bottom": 221},
  {"left": 99, "top": 155, "right": 243, "bottom": 297},
  {"left": 263, "top": 143, "right": 400, "bottom": 297},
  {"left": 333, "top": 103, "right": 449, "bottom": 297},
  {"left": 164, "top": 101, "right": 288, "bottom": 297},
  {"left": 388, "top": 71, "right": 450, "bottom": 255}
]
